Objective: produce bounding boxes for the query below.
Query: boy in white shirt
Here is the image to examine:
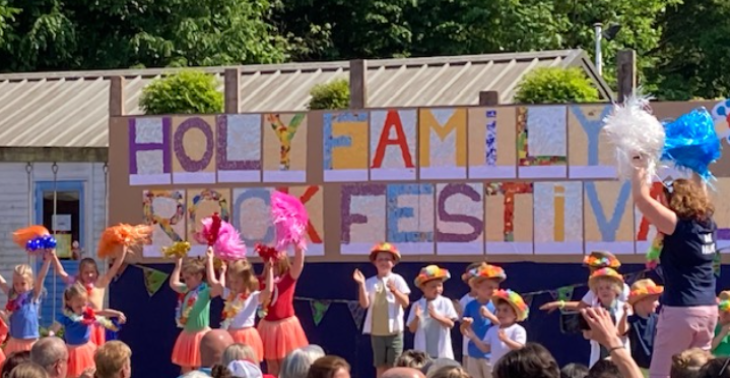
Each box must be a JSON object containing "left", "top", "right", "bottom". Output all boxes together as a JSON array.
[
  {"left": 407, "top": 265, "right": 459, "bottom": 359},
  {"left": 465, "top": 289, "right": 528, "bottom": 366},
  {"left": 353, "top": 242, "right": 411, "bottom": 378}
]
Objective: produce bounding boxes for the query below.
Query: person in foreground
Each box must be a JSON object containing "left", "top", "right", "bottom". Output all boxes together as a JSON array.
[
  {"left": 382, "top": 367, "right": 426, "bottom": 378},
  {"left": 189, "top": 330, "right": 234, "bottom": 377},
  {"left": 94, "top": 340, "right": 132, "bottom": 378},
  {"left": 631, "top": 159, "right": 718, "bottom": 378},
  {"left": 6, "top": 362, "right": 49, "bottom": 378},
  {"left": 29, "top": 337, "right": 68, "bottom": 378}
]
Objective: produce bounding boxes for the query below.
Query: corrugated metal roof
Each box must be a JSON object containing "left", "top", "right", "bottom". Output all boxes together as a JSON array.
[{"left": 0, "top": 49, "right": 612, "bottom": 148}]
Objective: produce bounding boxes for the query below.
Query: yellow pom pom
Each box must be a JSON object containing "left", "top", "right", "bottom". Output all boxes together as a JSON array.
[{"left": 161, "top": 241, "right": 191, "bottom": 258}]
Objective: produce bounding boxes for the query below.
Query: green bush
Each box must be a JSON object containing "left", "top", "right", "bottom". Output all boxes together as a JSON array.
[
  {"left": 140, "top": 70, "right": 224, "bottom": 115},
  {"left": 308, "top": 79, "right": 350, "bottom": 110},
  {"left": 514, "top": 67, "right": 600, "bottom": 104}
]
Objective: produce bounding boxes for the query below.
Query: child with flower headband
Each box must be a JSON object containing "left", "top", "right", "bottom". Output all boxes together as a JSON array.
[
  {"left": 464, "top": 289, "right": 528, "bottom": 366},
  {"left": 49, "top": 283, "right": 125, "bottom": 378},
  {"left": 456, "top": 262, "right": 486, "bottom": 367},
  {"left": 170, "top": 255, "right": 212, "bottom": 374},
  {"left": 407, "top": 265, "right": 458, "bottom": 359},
  {"left": 353, "top": 242, "right": 411, "bottom": 378},
  {"left": 712, "top": 291, "right": 730, "bottom": 357},
  {"left": 206, "top": 247, "right": 273, "bottom": 363},
  {"left": 257, "top": 245, "right": 307, "bottom": 376},
  {"left": 0, "top": 249, "right": 52, "bottom": 357},
  {"left": 459, "top": 263, "right": 504, "bottom": 378},
  {"left": 625, "top": 279, "right": 663, "bottom": 374}
]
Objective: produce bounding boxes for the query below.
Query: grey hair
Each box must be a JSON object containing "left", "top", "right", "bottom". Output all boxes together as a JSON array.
[
  {"left": 30, "top": 337, "right": 67, "bottom": 371},
  {"left": 279, "top": 345, "right": 326, "bottom": 378},
  {"left": 181, "top": 372, "right": 212, "bottom": 378},
  {"left": 222, "top": 344, "right": 258, "bottom": 366}
]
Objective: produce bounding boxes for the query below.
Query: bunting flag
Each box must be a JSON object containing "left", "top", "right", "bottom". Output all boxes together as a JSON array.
[
  {"left": 714, "top": 252, "right": 722, "bottom": 278},
  {"left": 139, "top": 265, "right": 170, "bottom": 297},
  {"left": 556, "top": 286, "right": 574, "bottom": 301},
  {"left": 625, "top": 270, "right": 644, "bottom": 286},
  {"left": 347, "top": 301, "right": 366, "bottom": 329},
  {"left": 523, "top": 294, "right": 534, "bottom": 309},
  {"left": 310, "top": 300, "right": 332, "bottom": 326}
]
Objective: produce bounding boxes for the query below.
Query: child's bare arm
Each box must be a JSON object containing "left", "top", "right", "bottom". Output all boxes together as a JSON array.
[
  {"left": 34, "top": 252, "right": 52, "bottom": 300},
  {"left": 50, "top": 251, "right": 71, "bottom": 284},
  {"left": 466, "top": 331, "right": 491, "bottom": 353},
  {"left": 205, "top": 249, "right": 223, "bottom": 297},
  {"left": 48, "top": 322, "right": 62, "bottom": 335},
  {"left": 169, "top": 258, "right": 186, "bottom": 294},
  {"left": 259, "top": 263, "right": 274, "bottom": 305},
  {"left": 97, "top": 247, "right": 128, "bottom": 288},
  {"left": 290, "top": 246, "right": 305, "bottom": 280},
  {"left": 0, "top": 273, "right": 8, "bottom": 295},
  {"left": 97, "top": 309, "right": 126, "bottom": 324}
]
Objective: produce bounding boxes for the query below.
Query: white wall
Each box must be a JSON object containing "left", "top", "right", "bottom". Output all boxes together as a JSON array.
[{"left": 0, "top": 162, "right": 107, "bottom": 302}]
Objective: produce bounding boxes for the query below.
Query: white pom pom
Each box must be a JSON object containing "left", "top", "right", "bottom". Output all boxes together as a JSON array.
[{"left": 602, "top": 93, "right": 665, "bottom": 182}]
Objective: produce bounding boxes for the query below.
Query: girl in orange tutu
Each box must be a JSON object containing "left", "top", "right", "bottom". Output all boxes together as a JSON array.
[
  {"left": 206, "top": 249, "right": 272, "bottom": 363},
  {"left": 51, "top": 245, "right": 129, "bottom": 346},
  {"left": 0, "top": 250, "right": 52, "bottom": 356},
  {"left": 0, "top": 312, "right": 7, "bottom": 367},
  {"left": 49, "top": 283, "right": 125, "bottom": 378},
  {"left": 257, "top": 245, "right": 308, "bottom": 376},
  {"left": 170, "top": 255, "right": 212, "bottom": 373}
]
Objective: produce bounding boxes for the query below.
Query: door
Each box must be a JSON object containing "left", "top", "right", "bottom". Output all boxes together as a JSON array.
[{"left": 34, "top": 181, "right": 85, "bottom": 327}]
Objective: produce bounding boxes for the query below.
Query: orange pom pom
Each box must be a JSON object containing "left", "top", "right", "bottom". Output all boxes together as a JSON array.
[
  {"left": 12, "top": 225, "right": 50, "bottom": 249},
  {"left": 97, "top": 224, "right": 152, "bottom": 258}
]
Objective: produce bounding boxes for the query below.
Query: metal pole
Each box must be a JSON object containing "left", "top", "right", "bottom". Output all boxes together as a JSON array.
[{"left": 594, "top": 22, "right": 603, "bottom": 76}]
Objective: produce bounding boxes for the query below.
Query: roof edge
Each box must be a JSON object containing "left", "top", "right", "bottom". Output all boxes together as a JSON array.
[{"left": 562, "top": 50, "right": 615, "bottom": 102}]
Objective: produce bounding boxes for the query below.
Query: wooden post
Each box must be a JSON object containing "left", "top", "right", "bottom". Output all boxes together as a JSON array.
[
  {"left": 349, "top": 60, "right": 367, "bottom": 109},
  {"left": 224, "top": 68, "right": 241, "bottom": 113},
  {"left": 479, "top": 91, "right": 500, "bottom": 106},
  {"left": 617, "top": 49, "right": 637, "bottom": 103},
  {"left": 108, "top": 76, "right": 125, "bottom": 116}
]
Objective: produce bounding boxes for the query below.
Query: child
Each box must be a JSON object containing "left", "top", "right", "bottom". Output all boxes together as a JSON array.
[
  {"left": 465, "top": 289, "right": 528, "bottom": 366},
  {"left": 51, "top": 247, "right": 129, "bottom": 345},
  {"left": 206, "top": 249, "right": 272, "bottom": 363},
  {"left": 712, "top": 290, "right": 730, "bottom": 357},
  {"left": 460, "top": 263, "right": 504, "bottom": 378},
  {"left": 456, "top": 262, "right": 484, "bottom": 367},
  {"left": 407, "top": 265, "right": 458, "bottom": 359},
  {"left": 170, "top": 256, "right": 212, "bottom": 374},
  {"left": 353, "top": 242, "right": 410, "bottom": 378},
  {"left": 49, "top": 283, "right": 125, "bottom": 378},
  {"left": 625, "top": 279, "right": 662, "bottom": 374},
  {"left": 0, "top": 250, "right": 52, "bottom": 355},
  {"left": 257, "top": 245, "right": 307, "bottom": 376}
]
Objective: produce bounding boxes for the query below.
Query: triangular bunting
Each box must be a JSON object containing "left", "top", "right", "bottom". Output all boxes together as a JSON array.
[
  {"left": 310, "top": 300, "right": 331, "bottom": 326},
  {"left": 523, "top": 294, "right": 533, "bottom": 309},
  {"left": 549, "top": 290, "right": 558, "bottom": 300},
  {"left": 714, "top": 252, "right": 722, "bottom": 278},
  {"left": 139, "top": 266, "right": 170, "bottom": 297},
  {"left": 347, "top": 301, "right": 366, "bottom": 329},
  {"left": 556, "top": 286, "right": 574, "bottom": 302},
  {"left": 625, "top": 271, "right": 644, "bottom": 286}
]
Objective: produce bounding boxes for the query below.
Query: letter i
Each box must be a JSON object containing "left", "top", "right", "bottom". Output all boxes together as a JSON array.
[{"left": 554, "top": 185, "right": 565, "bottom": 242}]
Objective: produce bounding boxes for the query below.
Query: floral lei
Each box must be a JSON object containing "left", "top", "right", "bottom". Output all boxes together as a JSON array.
[
  {"left": 62, "top": 307, "right": 118, "bottom": 331},
  {"left": 220, "top": 291, "right": 249, "bottom": 329},
  {"left": 5, "top": 290, "right": 31, "bottom": 315},
  {"left": 176, "top": 283, "right": 206, "bottom": 328}
]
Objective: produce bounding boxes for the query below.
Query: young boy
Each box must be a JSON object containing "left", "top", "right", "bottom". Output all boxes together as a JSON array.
[
  {"left": 465, "top": 289, "right": 528, "bottom": 365},
  {"left": 712, "top": 290, "right": 730, "bottom": 357},
  {"left": 460, "top": 263, "right": 505, "bottom": 378},
  {"left": 407, "top": 265, "right": 458, "bottom": 359},
  {"left": 456, "top": 262, "right": 484, "bottom": 367},
  {"left": 353, "top": 242, "right": 411, "bottom": 378},
  {"left": 625, "top": 279, "right": 662, "bottom": 374}
]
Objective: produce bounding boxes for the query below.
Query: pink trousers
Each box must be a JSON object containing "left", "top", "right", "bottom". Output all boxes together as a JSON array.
[{"left": 649, "top": 305, "right": 717, "bottom": 378}]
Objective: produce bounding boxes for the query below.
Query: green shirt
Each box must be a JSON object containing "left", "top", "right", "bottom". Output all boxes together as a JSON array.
[
  {"left": 180, "top": 284, "right": 211, "bottom": 332},
  {"left": 713, "top": 325, "right": 730, "bottom": 357}
]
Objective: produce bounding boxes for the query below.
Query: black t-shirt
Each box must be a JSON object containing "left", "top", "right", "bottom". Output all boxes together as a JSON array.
[
  {"left": 660, "top": 218, "right": 717, "bottom": 307},
  {"left": 628, "top": 313, "right": 659, "bottom": 369}
]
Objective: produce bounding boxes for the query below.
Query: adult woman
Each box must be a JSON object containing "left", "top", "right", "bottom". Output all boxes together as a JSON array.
[
  {"left": 631, "top": 161, "right": 717, "bottom": 378},
  {"left": 306, "top": 356, "right": 350, "bottom": 378}
]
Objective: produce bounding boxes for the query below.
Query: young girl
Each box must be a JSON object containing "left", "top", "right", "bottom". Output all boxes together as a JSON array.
[
  {"left": 465, "top": 289, "right": 528, "bottom": 365},
  {"left": 49, "top": 283, "right": 125, "bottom": 378},
  {"left": 0, "top": 250, "right": 52, "bottom": 356},
  {"left": 257, "top": 246, "right": 307, "bottom": 376},
  {"left": 170, "top": 255, "right": 212, "bottom": 373},
  {"left": 407, "top": 265, "right": 458, "bottom": 359},
  {"left": 206, "top": 249, "right": 272, "bottom": 363},
  {"left": 51, "top": 247, "right": 128, "bottom": 345},
  {"left": 625, "top": 279, "right": 662, "bottom": 373}
]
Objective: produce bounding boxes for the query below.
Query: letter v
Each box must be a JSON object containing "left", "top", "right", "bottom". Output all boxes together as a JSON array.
[{"left": 585, "top": 181, "right": 631, "bottom": 241}]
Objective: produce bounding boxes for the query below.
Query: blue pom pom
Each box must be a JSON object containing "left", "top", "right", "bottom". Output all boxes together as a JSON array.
[
  {"left": 41, "top": 235, "right": 57, "bottom": 249},
  {"left": 661, "top": 108, "right": 722, "bottom": 181}
]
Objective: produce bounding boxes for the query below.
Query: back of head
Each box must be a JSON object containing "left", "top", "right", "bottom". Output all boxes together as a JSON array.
[
  {"left": 7, "top": 363, "right": 49, "bottom": 378},
  {"left": 422, "top": 358, "right": 459, "bottom": 378},
  {"left": 306, "top": 356, "right": 350, "bottom": 378},
  {"left": 671, "top": 348, "right": 712, "bottom": 378},
  {"left": 698, "top": 357, "right": 730, "bottom": 378},
  {"left": 182, "top": 372, "right": 215, "bottom": 378},
  {"left": 395, "top": 350, "right": 431, "bottom": 370},
  {"left": 281, "top": 346, "right": 326, "bottom": 378},
  {"left": 201, "top": 330, "right": 235, "bottom": 367},
  {"left": 30, "top": 337, "right": 67, "bottom": 371},
  {"left": 561, "top": 363, "right": 589, "bottom": 378},
  {"left": 427, "top": 366, "right": 469, "bottom": 378},
  {"left": 382, "top": 367, "right": 426, "bottom": 378},
  {"left": 1, "top": 351, "right": 31, "bottom": 378},
  {"left": 300, "top": 345, "right": 326, "bottom": 362},
  {"left": 94, "top": 341, "right": 132, "bottom": 378},
  {"left": 587, "top": 360, "right": 621, "bottom": 378},
  {"left": 667, "top": 179, "right": 714, "bottom": 221},
  {"left": 211, "top": 364, "right": 233, "bottom": 378},
  {"left": 492, "top": 342, "right": 560, "bottom": 378},
  {"left": 222, "top": 344, "right": 257, "bottom": 366}
]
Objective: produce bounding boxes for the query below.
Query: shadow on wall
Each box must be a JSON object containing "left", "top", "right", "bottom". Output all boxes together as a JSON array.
[{"left": 109, "top": 262, "right": 709, "bottom": 378}]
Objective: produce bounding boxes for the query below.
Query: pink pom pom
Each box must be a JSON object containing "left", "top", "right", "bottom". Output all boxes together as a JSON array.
[
  {"left": 271, "top": 191, "right": 309, "bottom": 251},
  {"left": 196, "top": 217, "right": 247, "bottom": 261}
]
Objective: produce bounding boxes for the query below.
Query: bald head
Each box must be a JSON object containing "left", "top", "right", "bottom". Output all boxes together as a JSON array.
[
  {"left": 383, "top": 367, "right": 426, "bottom": 378},
  {"left": 200, "top": 330, "right": 234, "bottom": 367},
  {"left": 30, "top": 337, "right": 68, "bottom": 378}
]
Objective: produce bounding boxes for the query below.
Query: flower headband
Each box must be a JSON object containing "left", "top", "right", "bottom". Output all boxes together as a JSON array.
[
  {"left": 583, "top": 254, "right": 620, "bottom": 268},
  {"left": 415, "top": 265, "right": 450, "bottom": 286},
  {"left": 492, "top": 289, "right": 529, "bottom": 321},
  {"left": 590, "top": 267, "right": 624, "bottom": 282}
]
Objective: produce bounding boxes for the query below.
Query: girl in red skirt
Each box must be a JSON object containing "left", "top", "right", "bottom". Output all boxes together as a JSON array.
[
  {"left": 49, "top": 283, "right": 125, "bottom": 378},
  {"left": 207, "top": 249, "right": 273, "bottom": 363},
  {"left": 257, "top": 246, "right": 308, "bottom": 376}
]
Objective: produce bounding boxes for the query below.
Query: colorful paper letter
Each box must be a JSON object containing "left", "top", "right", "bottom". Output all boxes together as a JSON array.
[
  {"left": 436, "top": 183, "right": 485, "bottom": 255},
  {"left": 568, "top": 105, "right": 616, "bottom": 179},
  {"left": 468, "top": 108, "right": 517, "bottom": 179},
  {"left": 340, "top": 184, "right": 387, "bottom": 254},
  {"left": 128, "top": 117, "right": 171, "bottom": 185},
  {"left": 232, "top": 187, "right": 275, "bottom": 255},
  {"left": 276, "top": 186, "right": 325, "bottom": 256},
  {"left": 172, "top": 116, "right": 217, "bottom": 184},
  {"left": 418, "top": 108, "right": 467, "bottom": 179},
  {"left": 187, "top": 189, "right": 231, "bottom": 256},
  {"left": 386, "top": 184, "right": 434, "bottom": 255},
  {"left": 370, "top": 110, "right": 416, "bottom": 181},
  {"left": 517, "top": 106, "right": 568, "bottom": 179},
  {"left": 484, "top": 182, "right": 534, "bottom": 255},
  {"left": 323, "top": 112, "right": 369, "bottom": 182},
  {"left": 217, "top": 114, "right": 262, "bottom": 183},
  {"left": 584, "top": 181, "right": 634, "bottom": 254},
  {"left": 533, "top": 182, "right": 583, "bottom": 254},
  {"left": 142, "top": 190, "right": 185, "bottom": 257},
  {"left": 263, "top": 113, "right": 308, "bottom": 182}
]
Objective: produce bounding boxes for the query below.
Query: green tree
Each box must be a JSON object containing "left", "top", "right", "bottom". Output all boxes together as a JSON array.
[
  {"left": 514, "top": 67, "right": 599, "bottom": 104},
  {"left": 140, "top": 70, "right": 223, "bottom": 115},
  {"left": 308, "top": 79, "right": 349, "bottom": 110},
  {"left": 0, "top": 1, "right": 19, "bottom": 44}
]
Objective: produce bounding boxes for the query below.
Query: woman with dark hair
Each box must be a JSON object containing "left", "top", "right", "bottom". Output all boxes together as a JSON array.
[
  {"left": 632, "top": 162, "right": 718, "bottom": 378},
  {"left": 492, "top": 343, "right": 560, "bottom": 378},
  {"left": 306, "top": 356, "right": 350, "bottom": 378},
  {"left": 1, "top": 351, "right": 31, "bottom": 378},
  {"left": 697, "top": 358, "right": 730, "bottom": 378}
]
